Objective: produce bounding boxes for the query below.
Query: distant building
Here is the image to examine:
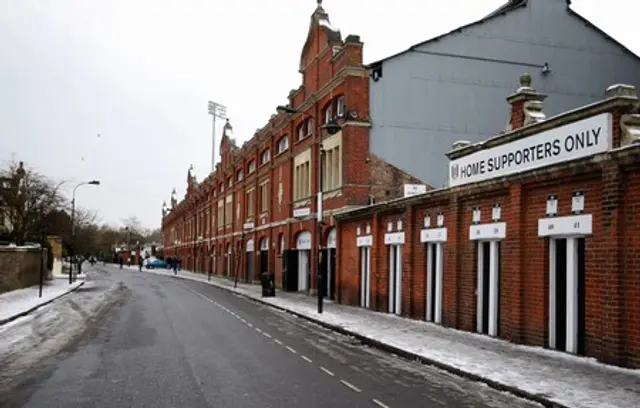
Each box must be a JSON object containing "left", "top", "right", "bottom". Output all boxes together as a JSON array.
[{"left": 367, "top": 0, "right": 640, "bottom": 188}]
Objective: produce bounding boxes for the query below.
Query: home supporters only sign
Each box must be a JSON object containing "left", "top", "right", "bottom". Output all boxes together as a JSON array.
[{"left": 448, "top": 113, "right": 612, "bottom": 187}]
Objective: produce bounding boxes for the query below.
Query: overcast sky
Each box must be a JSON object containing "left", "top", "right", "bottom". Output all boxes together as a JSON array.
[{"left": 1, "top": 0, "right": 637, "bottom": 230}]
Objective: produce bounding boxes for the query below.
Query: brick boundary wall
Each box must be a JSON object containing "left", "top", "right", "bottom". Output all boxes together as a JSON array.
[
  {"left": 0, "top": 246, "right": 48, "bottom": 294},
  {"left": 335, "top": 79, "right": 640, "bottom": 369}
]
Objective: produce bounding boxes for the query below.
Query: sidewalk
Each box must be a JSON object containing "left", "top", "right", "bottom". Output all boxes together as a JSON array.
[
  {"left": 0, "top": 275, "right": 85, "bottom": 326},
  {"left": 132, "top": 266, "right": 640, "bottom": 408}
]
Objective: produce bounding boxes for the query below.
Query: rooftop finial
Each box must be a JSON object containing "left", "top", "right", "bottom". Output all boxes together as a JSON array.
[
  {"left": 519, "top": 73, "right": 532, "bottom": 88},
  {"left": 317, "top": 0, "right": 322, "bottom": 5}
]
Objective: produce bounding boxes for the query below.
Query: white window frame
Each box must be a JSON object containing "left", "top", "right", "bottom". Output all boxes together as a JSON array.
[
  {"left": 261, "top": 149, "right": 270, "bottom": 165},
  {"left": 306, "top": 118, "right": 314, "bottom": 136},
  {"left": 336, "top": 96, "right": 345, "bottom": 117},
  {"left": 324, "top": 105, "right": 332, "bottom": 124},
  {"left": 278, "top": 136, "right": 289, "bottom": 153}
]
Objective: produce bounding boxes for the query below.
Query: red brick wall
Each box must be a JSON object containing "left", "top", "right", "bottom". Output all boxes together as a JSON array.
[
  {"left": 335, "top": 102, "right": 640, "bottom": 369},
  {"left": 622, "top": 168, "right": 640, "bottom": 367}
]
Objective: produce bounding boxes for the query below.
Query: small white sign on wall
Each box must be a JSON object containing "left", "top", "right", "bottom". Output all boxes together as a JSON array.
[
  {"left": 420, "top": 228, "right": 447, "bottom": 243},
  {"left": 384, "top": 232, "right": 405, "bottom": 245},
  {"left": 357, "top": 235, "right": 373, "bottom": 247},
  {"left": 538, "top": 214, "right": 592, "bottom": 237},
  {"left": 469, "top": 222, "right": 507, "bottom": 240}
]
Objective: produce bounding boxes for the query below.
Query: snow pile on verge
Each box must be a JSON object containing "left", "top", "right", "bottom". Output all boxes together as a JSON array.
[
  {"left": 0, "top": 278, "right": 84, "bottom": 323},
  {"left": 0, "top": 280, "right": 127, "bottom": 390}
]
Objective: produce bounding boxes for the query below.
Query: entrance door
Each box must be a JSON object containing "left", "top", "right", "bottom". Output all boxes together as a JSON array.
[
  {"left": 282, "top": 249, "right": 298, "bottom": 291},
  {"left": 549, "top": 237, "right": 586, "bottom": 354},
  {"left": 477, "top": 241, "right": 500, "bottom": 336},
  {"left": 325, "top": 228, "right": 337, "bottom": 300},
  {"left": 259, "top": 238, "right": 269, "bottom": 277},
  {"left": 360, "top": 246, "right": 371, "bottom": 308},
  {"left": 426, "top": 243, "right": 444, "bottom": 323},
  {"left": 327, "top": 248, "right": 336, "bottom": 300},
  {"left": 298, "top": 250, "right": 309, "bottom": 291},
  {"left": 388, "top": 244, "right": 402, "bottom": 315},
  {"left": 295, "top": 231, "right": 312, "bottom": 292},
  {"left": 226, "top": 244, "right": 232, "bottom": 276}
]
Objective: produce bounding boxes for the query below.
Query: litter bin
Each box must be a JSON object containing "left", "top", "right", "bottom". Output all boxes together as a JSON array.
[{"left": 260, "top": 271, "right": 276, "bottom": 297}]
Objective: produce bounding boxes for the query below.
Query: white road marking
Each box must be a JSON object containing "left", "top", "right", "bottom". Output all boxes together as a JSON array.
[
  {"left": 340, "top": 380, "right": 361, "bottom": 393},
  {"left": 285, "top": 346, "right": 297, "bottom": 354},
  {"left": 247, "top": 322, "right": 253, "bottom": 328},
  {"left": 185, "top": 287, "right": 215, "bottom": 303},
  {"left": 320, "top": 367, "right": 334, "bottom": 376},
  {"left": 256, "top": 327, "right": 263, "bottom": 333},
  {"left": 262, "top": 332, "right": 272, "bottom": 339},
  {"left": 301, "top": 356, "right": 312, "bottom": 363},
  {"left": 372, "top": 399, "right": 390, "bottom": 408},
  {"left": 274, "top": 339, "right": 283, "bottom": 345},
  {"left": 240, "top": 318, "right": 246, "bottom": 323}
]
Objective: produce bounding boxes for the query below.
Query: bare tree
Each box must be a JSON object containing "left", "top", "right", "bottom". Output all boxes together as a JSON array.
[
  {"left": 0, "top": 161, "right": 65, "bottom": 245},
  {"left": 145, "top": 228, "right": 162, "bottom": 243}
]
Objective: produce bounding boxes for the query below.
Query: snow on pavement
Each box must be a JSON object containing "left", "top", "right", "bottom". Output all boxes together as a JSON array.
[
  {"left": 135, "top": 266, "right": 640, "bottom": 408},
  {"left": 0, "top": 276, "right": 84, "bottom": 324},
  {"left": 0, "top": 274, "right": 127, "bottom": 391}
]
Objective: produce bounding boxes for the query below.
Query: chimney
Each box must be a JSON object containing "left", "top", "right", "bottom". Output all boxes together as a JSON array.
[{"left": 504, "top": 73, "right": 547, "bottom": 132}]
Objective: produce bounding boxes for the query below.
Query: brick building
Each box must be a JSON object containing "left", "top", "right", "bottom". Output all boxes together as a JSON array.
[
  {"left": 334, "top": 75, "right": 640, "bottom": 369},
  {"left": 161, "top": 1, "right": 421, "bottom": 295}
]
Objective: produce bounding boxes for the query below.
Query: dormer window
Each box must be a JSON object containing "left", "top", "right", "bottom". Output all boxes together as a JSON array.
[
  {"left": 278, "top": 136, "right": 289, "bottom": 153},
  {"left": 324, "top": 105, "right": 332, "bottom": 124},
  {"left": 261, "top": 149, "right": 271, "bottom": 165},
  {"left": 248, "top": 160, "right": 256, "bottom": 173},
  {"left": 336, "top": 95, "right": 345, "bottom": 117}
]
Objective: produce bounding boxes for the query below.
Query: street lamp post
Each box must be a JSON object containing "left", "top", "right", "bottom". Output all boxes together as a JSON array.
[
  {"left": 69, "top": 180, "right": 100, "bottom": 284},
  {"left": 276, "top": 105, "right": 341, "bottom": 313}
]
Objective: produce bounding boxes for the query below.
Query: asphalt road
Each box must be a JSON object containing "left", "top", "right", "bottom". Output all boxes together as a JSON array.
[{"left": 1, "top": 266, "right": 541, "bottom": 408}]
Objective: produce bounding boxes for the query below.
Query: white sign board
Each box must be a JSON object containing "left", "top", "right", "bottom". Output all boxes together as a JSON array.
[
  {"left": 294, "top": 207, "right": 311, "bottom": 218},
  {"left": 420, "top": 228, "right": 448, "bottom": 243},
  {"left": 246, "top": 239, "right": 254, "bottom": 252},
  {"left": 357, "top": 235, "right": 372, "bottom": 247},
  {"left": 469, "top": 222, "right": 507, "bottom": 241},
  {"left": 384, "top": 232, "right": 405, "bottom": 245},
  {"left": 449, "top": 113, "right": 612, "bottom": 187},
  {"left": 404, "top": 184, "right": 428, "bottom": 197},
  {"left": 538, "top": 214, "right": 592, "bottom": 237}
]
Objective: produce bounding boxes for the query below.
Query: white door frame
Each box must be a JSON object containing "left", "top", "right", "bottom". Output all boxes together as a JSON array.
[
  {"left": 422, "top": 227, "right": 447, "bottom": 324},
  {"left": 425, "top": 243, "right": 445, "bottom": 323},
  {"left": 296, "top": 231, "right": 312, "bottom": 292},
  {"left": 385, "top": 231, "right": 404, "bottom": 315},
  {"left": 357, "top": 235, "right": 373, "bottom": 308},
  {"left": 470, "top": 222, "right": 506, "bottom": 337},
  {"left": 539, "top": 214, "right": 591, "bottom": 354},
  {"left": 297, "top": 250, "right": 309, "bottom": 291},
  {"left": 388, "top": 245, "right": 402, "bottom": 314}
]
